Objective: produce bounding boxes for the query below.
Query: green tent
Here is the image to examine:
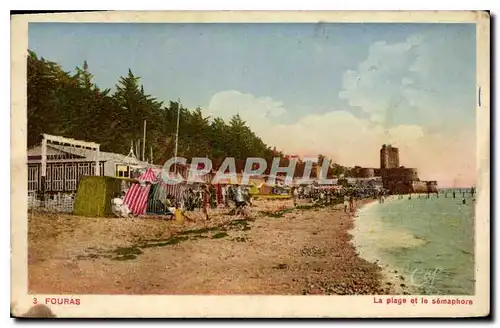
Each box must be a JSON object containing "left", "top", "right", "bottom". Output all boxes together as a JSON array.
[
  {"left": 249, "top": 183, "right": 260, "bottom": 195},
  {"left": 73, "top": 176, "right": 126, "bottom": 217}
]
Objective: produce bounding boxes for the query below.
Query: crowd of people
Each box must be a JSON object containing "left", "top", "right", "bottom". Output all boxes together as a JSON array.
[
  {"left": 140, "top": 181, "right": 476, "bottom": 222},
  {"left": 290, "top": 185, "right": 388, "bottom": 215},
  {"left": 116, "top": 172, "right": 477, "bottom": 222},
  {"left": 167, "top": 184, "right": 376, "bottom": 222},
  {"left": 395, "top": 187, "right": 476, "bottom": 204},
  {"left": 163, "top": 183, "right": 254, "bottom": 221}
]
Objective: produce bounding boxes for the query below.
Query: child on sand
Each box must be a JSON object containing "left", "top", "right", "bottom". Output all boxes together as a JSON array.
[
  {"left": 174, "top": 203, "right": 192, "bottom": 223},
  {"left": 349, "top": 196, "right": 355, "bottom": 213},
  {"left": 344, "top": 195, "right": 349, "bottom": 213}
]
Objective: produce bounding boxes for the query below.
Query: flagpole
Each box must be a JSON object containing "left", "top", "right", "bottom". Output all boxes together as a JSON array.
[
  {"left": 142, "top": 119, "right": 147, "bottom": 161},
  {"left": 174, "top": 98, "right": 181, "bottom": 173}
]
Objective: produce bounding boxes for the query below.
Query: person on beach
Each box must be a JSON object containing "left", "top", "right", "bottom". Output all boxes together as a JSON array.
[
  {"left": 344, "top": 195, "right": 349, "bottom": 213},
  {"left": 349, "top": 196, "right": 355, "bottom": 213},
  {"left": 174, "top": 202, "right": 192, "bottom": 223},
  {"left": 244, "top": 187, "right": 253, "bottom": 206},
  {"left": 234, "top": 185, "right": 249, "bottom": 217},
  {"left": 291, "top": 187, "right": 297, "bottom": 207},
  {"left": 226, "top": 185, "right": 235, "bottom": 207},
  {"left": 202, "top": 184, "right": 210, "bottom": 221}
]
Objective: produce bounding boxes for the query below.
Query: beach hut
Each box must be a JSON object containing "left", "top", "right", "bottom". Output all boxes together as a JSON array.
[
  {"left": 249, "top": 183, "right": 260, "bottom": 195},
  {"left": 124, "top": 167, "right": 193, "bottom": 216},
  {"left": 73, "top": 175, "right": 126, "bottom": 217},
  {"left": 123, "top": 167, "right": 158, "bottom": 215}
]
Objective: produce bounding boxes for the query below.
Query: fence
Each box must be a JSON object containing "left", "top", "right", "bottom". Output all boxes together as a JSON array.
[{"left": 28, "top": 191, "right": 76, "bottom": 213}]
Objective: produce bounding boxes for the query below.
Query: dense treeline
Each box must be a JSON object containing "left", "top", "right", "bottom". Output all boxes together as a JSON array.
[{"left": 27, "top": 50, "right": 281, "bottom": 165}]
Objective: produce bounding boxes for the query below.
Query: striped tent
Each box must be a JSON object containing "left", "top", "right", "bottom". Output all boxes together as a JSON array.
[
  {"left": 158, "top": 170, "right": 188, "bottom": 202},
  {"left": 162, "top": 183, "right": 186, "bottom": 202},
  {"left": 124, "top": 168, "right": 157, "bottom": 215},
  {"left": 146, "top": 181, "right": 187, "bottom": 214}
]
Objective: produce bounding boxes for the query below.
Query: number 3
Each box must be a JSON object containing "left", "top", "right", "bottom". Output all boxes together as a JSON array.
[{"left": 32, "top": 297, "right": 37, "bottom": 304}]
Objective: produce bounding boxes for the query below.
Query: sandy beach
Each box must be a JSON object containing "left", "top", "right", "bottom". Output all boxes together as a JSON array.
[{"left": 28, "top": 198, "right": 399, "bottom": 295}]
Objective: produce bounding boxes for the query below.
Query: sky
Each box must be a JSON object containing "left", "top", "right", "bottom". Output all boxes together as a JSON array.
[{"left": 29, "top": 22, "right": 477, "bottom": 187}]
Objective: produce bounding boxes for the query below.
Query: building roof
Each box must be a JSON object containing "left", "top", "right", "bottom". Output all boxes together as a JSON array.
[
  {"left": 28, "top": 144, "right": 154, "bottom": 168},
  {"left": 53, "top": 144, "right": 149, "bottom": 165}
]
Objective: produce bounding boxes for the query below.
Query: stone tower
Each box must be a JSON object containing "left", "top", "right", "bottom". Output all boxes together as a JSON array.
[{"left": 380, "top": 144, "right": 400, "bottom": 169}]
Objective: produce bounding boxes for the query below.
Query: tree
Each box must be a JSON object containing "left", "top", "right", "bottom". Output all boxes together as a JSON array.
[
  {"left": 331, "top": 163, "right": 345, "bottom": 177},
  {"left": 27, "top": 50, "right": 290, "bottom": 167},
  {"left": 210, "top": 117, "right": 230, "bottom": 159},
  {"left": 112, "top": 69, "right": 164, "bottom": 157}
]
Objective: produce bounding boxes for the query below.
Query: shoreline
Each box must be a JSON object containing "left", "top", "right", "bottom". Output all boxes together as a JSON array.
[{"left": 350, "top": 196, "right": 419, "bottom": 295}]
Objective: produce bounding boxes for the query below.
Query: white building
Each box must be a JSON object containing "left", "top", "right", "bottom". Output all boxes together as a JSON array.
[{"left": 27, "top": 143, "right": 153, "bottom": 194}]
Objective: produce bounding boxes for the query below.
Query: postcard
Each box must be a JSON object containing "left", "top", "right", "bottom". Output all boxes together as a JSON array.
[{"left": 11, "top": 10, "right": 490, "bottom": 318}]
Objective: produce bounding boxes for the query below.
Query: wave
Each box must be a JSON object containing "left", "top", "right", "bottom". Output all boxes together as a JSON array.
[
  {"left": 352, "top": 198, "right": 426, "bottom": 256},
  {"left": 351, "top": 195, "right": 475, "bottom": 295},
  {"left": 350, "top": 197, "right": 429, "bottom": 294}
]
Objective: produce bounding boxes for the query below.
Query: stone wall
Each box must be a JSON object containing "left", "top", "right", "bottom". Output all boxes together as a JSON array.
[
  {"left": 381, "top": 167, "right": 418, "bottom": 184},
  {"left": 411, "top": 181, "right": 429, "bottom": 193},
  {"left": 351, "top": 167, "right": 376, "bottom": 178}
]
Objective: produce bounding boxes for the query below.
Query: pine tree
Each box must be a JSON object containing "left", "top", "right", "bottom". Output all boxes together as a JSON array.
[{"left": 26, "top": 50, "right": 309, "bottom": 169}]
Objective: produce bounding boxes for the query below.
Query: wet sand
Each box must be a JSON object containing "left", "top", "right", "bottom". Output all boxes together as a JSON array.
[{"left": 28, "top": 198, "right": 394, "bottom": 295}]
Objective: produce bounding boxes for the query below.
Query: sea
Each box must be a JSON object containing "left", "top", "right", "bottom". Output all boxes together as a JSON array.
[{"left": 351, "top": 189, "right": 475, "bottom": 295}]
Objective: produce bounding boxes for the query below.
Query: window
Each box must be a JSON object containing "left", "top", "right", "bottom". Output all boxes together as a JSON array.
[
  {"left": 65, "top": 164, "right": 77, "bottom": 191},
  {"left": 90, "top": 162, "right": 104, "bottom": 176},
  {"left": 78, "top": 163, "right": 91, "bottom": 177},
  {"left": 45, "top": 164, "right": 52, "bottom": 191},
  {"left": 52, "top": 164, "right": 64, "bottom": 191},
  {"left": 28, "top": 166, "right": 39, "bottom": 192},
  {"left": 116, "top": 164, "right": 130, "bottom": 178}
]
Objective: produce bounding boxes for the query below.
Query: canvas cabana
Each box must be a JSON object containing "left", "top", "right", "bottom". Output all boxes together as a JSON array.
[
  {"left": 123, "top": 167, "right": 158, "bottom": 215},
  {"left": 124, "top": 167, "right": 192, "bottom": 216}
]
